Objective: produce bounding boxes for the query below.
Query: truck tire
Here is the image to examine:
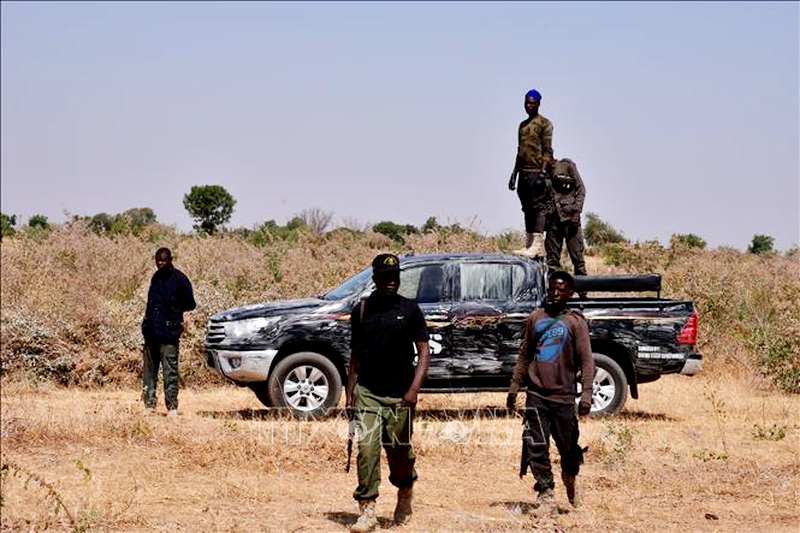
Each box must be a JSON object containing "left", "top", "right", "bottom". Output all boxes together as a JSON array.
[
  {"left": 577, "top": 353, "right": 628, "bottom": 416},
  {"left": 248, "top": 382, "right": 272, "bottom": 407},
  {"left": 267, "top": 351, "right": 341, "bottom": 419}
]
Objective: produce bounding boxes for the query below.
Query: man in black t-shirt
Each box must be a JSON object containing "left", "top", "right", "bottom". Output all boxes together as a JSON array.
[{"left": 345, "top": 253, "right": 430, "bottom": 532}]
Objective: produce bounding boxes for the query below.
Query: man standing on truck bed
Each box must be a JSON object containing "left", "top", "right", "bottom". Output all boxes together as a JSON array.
[
  {"left": 508, "top": 88, "right": 554, "bottom": 258},
  {"left": 507, "top": 270, "right": 594, "bottom": 513},
  {"left": 345, "top": 253, "right": 431, "bottom": 532},
  {"left": 141, "top": 247, "right": 196, "bottom": 418},
  {"left": 545, "top": 157, "right": 588, "bottom": 280}
]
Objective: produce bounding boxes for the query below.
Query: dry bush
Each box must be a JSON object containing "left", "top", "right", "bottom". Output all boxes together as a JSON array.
[
  {"left": 2, "top": 225, "right": 798, "bottom": 395},
  {"left": 664, "top": 250, "right": 800, "bottom": 392},
  {"left": 590, "top": 242, "right": 800, "bottom": 393}
]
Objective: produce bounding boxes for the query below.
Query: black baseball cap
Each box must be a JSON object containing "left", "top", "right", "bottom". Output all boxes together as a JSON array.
[{"left": 372, "top": 253, "right": 400, "bottom": 275}]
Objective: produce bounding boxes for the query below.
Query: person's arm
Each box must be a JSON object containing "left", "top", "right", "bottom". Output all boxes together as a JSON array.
[
  {"left": 180, "top": 274, "right": 197, "bottom": 312},
  {"left": 571, "top": 161, "right": 586, "bottom": 219},
  {"left": 345, "top": 348, "right": 358, "bottom": 409},
  {"left": 402, "top": 340, "right": 430, "bottom": 407},
  {"left": 507, "top": 314, "right": 535, "bottom": 409},
  {"left": 509, "top": 123, "right": 524, "bottom": 191},
  {"left": 541, "top": 120, "right": 554, "bottom": 172},
  {"left": 508, "top": 160, "right": 519, "bottom": 191},
  {"left": 345, "top": 303, "right": 362, "bottom": 409},
  {"left": 575, "top": 317, "right": 594, "bottom": 416}
]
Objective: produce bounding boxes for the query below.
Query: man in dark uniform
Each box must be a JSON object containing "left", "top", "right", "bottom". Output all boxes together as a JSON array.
[
  {"left": 507, "top": 270, "right": 594, "bottom": 514},
  {"left": 141, "top": 247, "right": 196, "bottom": 417},
  {"left": 508, "top": 88, "right": 554, "bottom": 257},
  {"left": 345, "top": 253, "right": 430, "bottom": 532},
  {"left": 545, "top": 158, "right": 587, "bottom": 279}
]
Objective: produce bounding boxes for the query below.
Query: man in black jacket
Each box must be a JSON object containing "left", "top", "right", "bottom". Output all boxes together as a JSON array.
[{"left": 141, "top": 247, "right": 196, "bottom": 417}]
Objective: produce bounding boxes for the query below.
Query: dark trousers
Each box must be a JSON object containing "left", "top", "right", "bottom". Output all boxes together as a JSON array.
[
  {"left": 522, "top": 393, "right": 584, "bottom": 493},
  {"left": 142, "top": 341, "right": 180, "bottom": 410},
  {"left": 545, "top": 219, "right": 587, "bottom": 276},
  {"left": 353, "top": 384, "right": 418, "bottom": 501},
  {"left": 517, "top": 172, "right": 552, "bottom": 233}
]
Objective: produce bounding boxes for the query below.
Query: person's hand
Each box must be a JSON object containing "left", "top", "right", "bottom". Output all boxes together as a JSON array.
[
  {"left": 401, "top": 388, "right": 419, "bottom": 407},
  {"left": 578, "top": 399, "right": 592, "bottom": 417},
  {"left": 506, "top": 392, "right": 517, "bottom": 411},
  {"left": 345, "top": 391, "right": 354, "bottom": 410},
  {"left": 508, "top": 174, "right": 517, "bottom": 191}
]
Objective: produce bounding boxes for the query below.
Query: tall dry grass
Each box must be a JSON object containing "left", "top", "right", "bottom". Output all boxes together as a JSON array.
[
  {"left": 0, "top": 224, "right": 506, "bottom": 389},
  {"left": 592, "top": 243, "right": 800, "bottom": 393},
  {"left": 2, "top": 224, "right": 798, "bottom": 394}
]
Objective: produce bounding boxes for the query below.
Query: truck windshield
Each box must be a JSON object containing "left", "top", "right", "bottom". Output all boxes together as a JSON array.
[{"left": 322, "top": 267, "right": 372, "bottom": 301}]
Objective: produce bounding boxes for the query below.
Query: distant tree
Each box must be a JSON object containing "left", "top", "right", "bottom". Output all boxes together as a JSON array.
[
  {"left": 27, "top": 214, "right": 50, "bottom": 230},
  {"left": 748, "top": 234, "right": 774, "bottom": 255},
  {"left": 299, "top": 208, "right": 332, "bottom": 234},
  {"left": 670, "top": 233, "right": 706, "bottom": 250},
  {"left": 372, "top": 221, "right": 419, "bottom": 244},
  {"left": 88, "top": 213, "right": 115, "bottom": 234},
  {"left": 183, "top": 185, "right": 236, "bottom": 235},
  {"left": 121, "top": 207, "right": 157, "bottom": 234},
  {"left": 422, "top": 216, "right": 439, "bottom": 232},
  {"left": 584, "top": 213, "right": 627, "bottom": 247},
  {"left": 1, "top": 213, "right": 17, "bottom": 238},
  {"left": 285, "top": 216, "right": 308, "bottom": 231}
]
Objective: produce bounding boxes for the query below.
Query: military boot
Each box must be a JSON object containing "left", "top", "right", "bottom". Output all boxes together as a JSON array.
[
  {"left": 534, "top": 487, "right": 557, "bottom": 516},
  {"left": 562, "top": 472, "right": 580, "bottom": 507},
  {"left": 527, "top": 232, "right": 546, "bottom": 257},
  {"left": 513, "top": 233, "right": 536, "bottom": 255},
  {"left": 394, "top": 486, "right": 413, "bottom": 525},
  {"left": 351, "top": 498, "right": 377, "bottom": 533}
]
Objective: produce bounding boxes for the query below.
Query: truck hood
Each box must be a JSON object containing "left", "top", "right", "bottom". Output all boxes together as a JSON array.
[{"left": 212, "top": 298, "right": 344, "bottom": 322}]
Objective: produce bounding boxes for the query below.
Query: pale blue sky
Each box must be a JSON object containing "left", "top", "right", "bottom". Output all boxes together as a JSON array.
[{"left": 2, "top": 2, "right": 798, "bottom": 250}]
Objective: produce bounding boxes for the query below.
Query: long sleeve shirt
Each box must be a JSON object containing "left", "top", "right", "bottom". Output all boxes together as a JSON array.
[
  {"left": 509, "top": 308, "right": 594, "bottom": 405},
  {"left": 516, "top": 115, "right": 554, "bottom": 172}
]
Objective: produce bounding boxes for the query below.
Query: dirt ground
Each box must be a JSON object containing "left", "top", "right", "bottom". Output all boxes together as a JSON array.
[{"left": 1, "top": 373, "right": 798, "bottom": 532}]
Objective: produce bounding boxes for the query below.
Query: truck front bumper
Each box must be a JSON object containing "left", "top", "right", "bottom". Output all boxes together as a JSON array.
[
  {"left": 680, "top": 353, "right": 703, "bottom": 375},
  {"left": 206, "top": 348, "right": 278, "bottom": 383}
]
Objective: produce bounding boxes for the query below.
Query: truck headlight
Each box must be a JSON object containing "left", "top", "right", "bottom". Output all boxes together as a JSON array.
[{"left": 224, "top": 317, "right": 281, "bottom": 338}]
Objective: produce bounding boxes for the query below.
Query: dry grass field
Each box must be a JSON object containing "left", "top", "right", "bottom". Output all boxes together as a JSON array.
[
  {"left": 2, "top": 225, "right": 799, "bottom": 531},
  {"left": 2, "top": 374, "right": 798, "bottom": 532}
]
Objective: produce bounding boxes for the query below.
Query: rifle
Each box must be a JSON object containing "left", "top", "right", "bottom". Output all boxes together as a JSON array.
[{"left": 345, "top": 408, "right": 356, "bottom": 473}]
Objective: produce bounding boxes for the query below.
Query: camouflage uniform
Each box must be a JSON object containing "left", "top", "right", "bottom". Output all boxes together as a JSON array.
[
  {"left": 516, "top": 115, "right": 554, "bottom": 233},
  {"left": 545, "top": 158, "right": 587, "bottom": 276}
]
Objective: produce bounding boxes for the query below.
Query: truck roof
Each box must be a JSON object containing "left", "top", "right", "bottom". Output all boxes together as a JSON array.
[{"left": 398, "top": 253, "right": 542, "bottom": 264}]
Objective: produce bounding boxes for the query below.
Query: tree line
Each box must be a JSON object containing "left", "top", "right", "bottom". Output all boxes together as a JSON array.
[{"left": 0, "top": 184, "right": 783, "bottom": 255}]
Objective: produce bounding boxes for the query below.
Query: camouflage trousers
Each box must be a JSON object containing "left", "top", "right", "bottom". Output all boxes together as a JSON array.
[
  {"left": 352, "top": 384, "right": 418, "bottom": 501},
  {"left": 545, "top": 219, "right": 587, "bottom": 276},
  {"left": 517, "top": 172, "right": 554, "bottom": 233},
  {"left": 142, "top": 341, "right": 180, "bottom": 411},
  {"left": 522, "top": 393, "right": 584, "bottom": 493}
]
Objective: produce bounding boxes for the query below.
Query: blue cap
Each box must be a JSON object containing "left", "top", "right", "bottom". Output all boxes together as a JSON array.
[{"left": 525, "top": 89, "right": 542, "bottom": 101}]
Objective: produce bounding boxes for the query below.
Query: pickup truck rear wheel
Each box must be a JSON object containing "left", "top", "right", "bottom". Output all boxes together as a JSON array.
[
  {"left": 577, "top": 353, "right": 628, "bottom": 416},
  {"left": 267, "top": 351, "right": 341, "bottom": 418}
]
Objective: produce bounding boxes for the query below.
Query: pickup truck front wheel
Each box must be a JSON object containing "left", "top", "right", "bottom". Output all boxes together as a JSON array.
[
  {"left": 267, "top": 351, "right": 342, "bottom": 418},
  {"left": 577, "top": 353, "right": 628, "bottom": 416}
]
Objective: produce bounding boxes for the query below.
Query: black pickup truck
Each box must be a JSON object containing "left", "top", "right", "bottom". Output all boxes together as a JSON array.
[{"left": 204, "top": 253, "right": 701, "bottom": 418}]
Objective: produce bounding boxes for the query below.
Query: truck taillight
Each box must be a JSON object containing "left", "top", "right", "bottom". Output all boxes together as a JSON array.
[{"left": 677, "top": 311, "right": 698, "bottom": 345}]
